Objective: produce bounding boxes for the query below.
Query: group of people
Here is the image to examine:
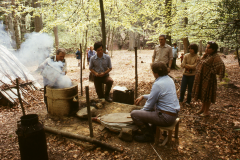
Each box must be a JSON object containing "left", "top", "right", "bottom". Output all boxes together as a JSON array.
[
  {"left": 75, "top": 46, "right": 97, "bottom": 66},
  {"left": 39, "top": 34, "right": 225, "bottom": 144},
  {"left": 75, "top": 45, "right": 109, "bottom": 66},
  {"left": 131, "top": 35, "right": 225, "bottom": 143}
]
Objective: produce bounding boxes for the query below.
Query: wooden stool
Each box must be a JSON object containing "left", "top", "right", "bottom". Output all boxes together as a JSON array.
[{"left": 155, "top": 118, "right": 180, "bottom": 146}]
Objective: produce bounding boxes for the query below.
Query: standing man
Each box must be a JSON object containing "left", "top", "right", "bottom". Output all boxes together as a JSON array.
[
  {"left": 172, "top": 43, "right": 178, "bottom": 69},
  {"left": 37, "top": 48, "right": 67, "bottom": 110},
  {"left": 89, "top": 42, "right": 113, "bottom": 102},
  {"left": 88, "top": 46, "right": 96, "bottom": 65},
  {"left": 75, "top": 48, "right": 81, "bottom": 67},
  {"left": 152, "top": 35, "right": 173, "bottom": 73}
]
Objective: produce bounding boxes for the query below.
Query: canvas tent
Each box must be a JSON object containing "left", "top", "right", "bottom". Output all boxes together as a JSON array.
[{"left": 0, "top": 44, "right": 41, "bottom": 105}]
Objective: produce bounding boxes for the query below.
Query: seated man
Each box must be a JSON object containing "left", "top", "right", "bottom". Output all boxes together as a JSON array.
[
  {"left": 89, "top": 42, "right": 113, "bottom": 102},
  {"left": 131, "top": 62, "right": 180, "bottom": 142}
]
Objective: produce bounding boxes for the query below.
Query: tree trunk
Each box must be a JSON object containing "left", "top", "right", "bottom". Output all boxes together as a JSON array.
[
  {"left": 199, "top": 40, "right": 202, "bottom": 55},
  {"left": 83, "top": 30, "right": 88, "bottom": 69},
  {"left": 181, "top": 0, "right": 188, "bottom": 53},
  {"left": 53, "top": 26, "right": 59, "bottom": 49},
  {"left": 129, "top": 31, "right": 135, "bottom": 51},
  {"left": 107, "top": 26, "right": 111, "bottom": 48},
  {"left": 110, "top": 27, "right": 114, "bottom": 58},
  {"left": 20, "top": 12, "right": 27, "bottom": 42},
  {"left": 12, "top": 0, "right": 21, "bottom": 49},
  {"left": 30, "top": 11, "right": 35, "bottom": 32},
  {"left": 3, "top": 1, "right": 9, "bottom": 32},
  {"left": 165, "top": 0, "right": 172, "bottom": 45},
  {"left": 53, "top": 0, "right": 59, "bottom": 49},
  {"left": 182, "top": 38, "right": 189, "bottom": 54},
  {"left": 99, "top": 0, "right": 106, "bottom": 53},
  {"left": 32, "top": 0, "right": 43, "bottom": 32}
]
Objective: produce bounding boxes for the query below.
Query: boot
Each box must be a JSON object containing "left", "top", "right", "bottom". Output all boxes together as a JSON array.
[
  {"left": 134, "top": 125, "right": 154, "bottom": 143},
  {"left": 105, "top": 94, "right": 112, "bottom": 102}
]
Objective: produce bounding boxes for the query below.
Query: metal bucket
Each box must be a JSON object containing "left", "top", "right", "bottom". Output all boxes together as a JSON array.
[
  {"left": 46, "top": 82, "right": 78, "bottom": 116},
  {"left": 16, "top": 114, "right": 48, "bottom": 160}
]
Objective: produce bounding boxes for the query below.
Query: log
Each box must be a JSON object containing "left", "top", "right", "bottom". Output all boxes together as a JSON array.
[{"left": 44, "top": 126, "right": 123, "bottom": 152}]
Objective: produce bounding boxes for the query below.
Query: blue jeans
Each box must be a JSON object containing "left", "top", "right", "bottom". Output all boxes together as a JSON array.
[{"left": 179, "top": 75, "right": 195, "bottom": 103}]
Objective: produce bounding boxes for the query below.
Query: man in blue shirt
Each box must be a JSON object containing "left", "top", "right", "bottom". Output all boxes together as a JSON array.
[
  {"left": 89, "top": 42, "right": 113, "bottom": 102},
  {"left": 88, "top": 46, "right": 96, "bottom": 64},
  {"left": 75, "top": 48, "right": 81, "bottom": 67},
  {"left": 131, "top": 62, "right": 180, "bottom": 142}
]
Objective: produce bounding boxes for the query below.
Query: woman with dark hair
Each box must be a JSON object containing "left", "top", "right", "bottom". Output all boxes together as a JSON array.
[
  {"left": 192, "top": 41, "right": 225, "bottom": 117},
  {"left": 131, "top": 62, "right": 180, "bottom": 142},
  {"left": 179, "top": 44, "right": 199, "bottom": 106}
]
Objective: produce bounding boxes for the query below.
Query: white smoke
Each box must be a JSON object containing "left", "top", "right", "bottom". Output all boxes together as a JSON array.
[
  {"left": 15, "top": 32, "right": 54, "bottom": 66},
  {"left": 0, "top": 21, "right": 73, "bottom": 89},
  {"left": 40, "top": 58, "right": 72, "bottom": 89},
  {"left": 0, "top": 22, "right": 15, "bottom": 49}
]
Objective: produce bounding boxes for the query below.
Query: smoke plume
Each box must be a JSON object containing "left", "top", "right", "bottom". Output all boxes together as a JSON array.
[{"left": 0, "top": 22, "right": 73, "bottom": 89}]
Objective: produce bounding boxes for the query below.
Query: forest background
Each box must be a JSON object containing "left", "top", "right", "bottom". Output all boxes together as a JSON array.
[{"left": 1, "top": 0, "right": 240, "bottom": 64}]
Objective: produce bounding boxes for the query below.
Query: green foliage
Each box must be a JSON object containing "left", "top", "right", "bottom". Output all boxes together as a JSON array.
[{"left": 1, "top": 0, "right": 239, "bottom": 49}]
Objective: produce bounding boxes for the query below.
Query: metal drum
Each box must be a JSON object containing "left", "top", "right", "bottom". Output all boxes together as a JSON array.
[{"left": 16, "top": 114, "right": 48, "bottom": 160}]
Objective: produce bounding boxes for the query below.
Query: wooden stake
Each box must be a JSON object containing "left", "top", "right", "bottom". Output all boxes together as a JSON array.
[
  {"left": 16, "top": 78, "right": 25, "bottom": 116},
  {"left": 85, "top": 86, "right": 93, "bottom": 137},
  {"left": 134, "top": 47, "right": 138, "bottom": 99},
  {"left": 80, "top": 43, "right": 83, "bottom": 96}
]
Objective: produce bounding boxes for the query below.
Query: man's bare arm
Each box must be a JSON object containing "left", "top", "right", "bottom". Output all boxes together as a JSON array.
[
  {"left": 104, "top": 68, "right": 112, "bottom": 75},
  {"left": 168, "top": 59, "right": 172, "bottom": 68}
]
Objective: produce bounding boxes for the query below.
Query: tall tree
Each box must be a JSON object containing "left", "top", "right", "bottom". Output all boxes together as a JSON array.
[
  {"left": 11, "top": 0, "right": 21, "bottom": 49},
  {"left": 32, "top": 0, "right": 43, "bottom": 32},
  {"left": 99, "top": 0, "right": 106, "bottom": 53}
]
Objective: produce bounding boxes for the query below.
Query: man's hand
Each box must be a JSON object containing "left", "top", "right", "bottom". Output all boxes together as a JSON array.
[
  {"left": 98, "top": 72, "right": 105, "bottom": 77},
  {"left": 167, "top": 67, "right": 171, "bottom": 73},
  {"left": 184, "top": 65, "right": 190, "bottom": 69},
  {"left": 95, "top": 72, "right": 99, "bottom": 77},
  {"left": 135, "top": 96, "right": 143, "bottom": 105}
]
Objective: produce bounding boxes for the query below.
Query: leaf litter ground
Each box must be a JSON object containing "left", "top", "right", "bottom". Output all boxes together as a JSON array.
[{"left": 0, "top": 50, "right": 239, "bottom": 160}]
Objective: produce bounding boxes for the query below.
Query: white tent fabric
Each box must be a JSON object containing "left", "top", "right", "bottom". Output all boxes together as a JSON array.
[{"left": 0, "top": 45, "right": 41, "bottom": 104}]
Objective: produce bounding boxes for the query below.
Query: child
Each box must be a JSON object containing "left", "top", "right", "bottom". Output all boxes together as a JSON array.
[{"left": 180, "top": 53, "right": 184, "bottom": 63}]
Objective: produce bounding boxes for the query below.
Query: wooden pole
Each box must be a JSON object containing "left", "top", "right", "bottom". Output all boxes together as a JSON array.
[
  {"left": 44, "top": 126, "right": 123, "bottom": 152},
  {"left": 85, "top": 86, "right": 93, "bottom": 137},
  {"left": 80, "top": 43, "right": 83, "bottom": 96},
  {"left": 16, "top": 78, "right": 25, "bottom": 116},
  {"left": 134, "top": 47, "right": 138, "bottom": 99}
]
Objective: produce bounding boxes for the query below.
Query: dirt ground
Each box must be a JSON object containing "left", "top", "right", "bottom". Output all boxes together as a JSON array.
[{"left": 0, "top": 50, "right": 240, "bottom": 160}]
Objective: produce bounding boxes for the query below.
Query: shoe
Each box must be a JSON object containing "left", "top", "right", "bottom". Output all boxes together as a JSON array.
[
  {"left": 105, "top": 96, "right": 113, "bottom": 102},
  {"left": 199, "top": 113, "right": 210, "bottom": 117},
  {"left": 134, "top": 124, "right": 154, "bottom": 142},
  {"left": 134, "top": 134, "right": 154, "bottom": 143}
]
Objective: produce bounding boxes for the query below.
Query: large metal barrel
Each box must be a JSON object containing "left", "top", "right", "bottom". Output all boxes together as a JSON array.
[
  {"left": 46, "top": 82, "right": 78, "bottom": 116},
  {"left": 16, "top": 114, "right": 48, "bottom": 160}
]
